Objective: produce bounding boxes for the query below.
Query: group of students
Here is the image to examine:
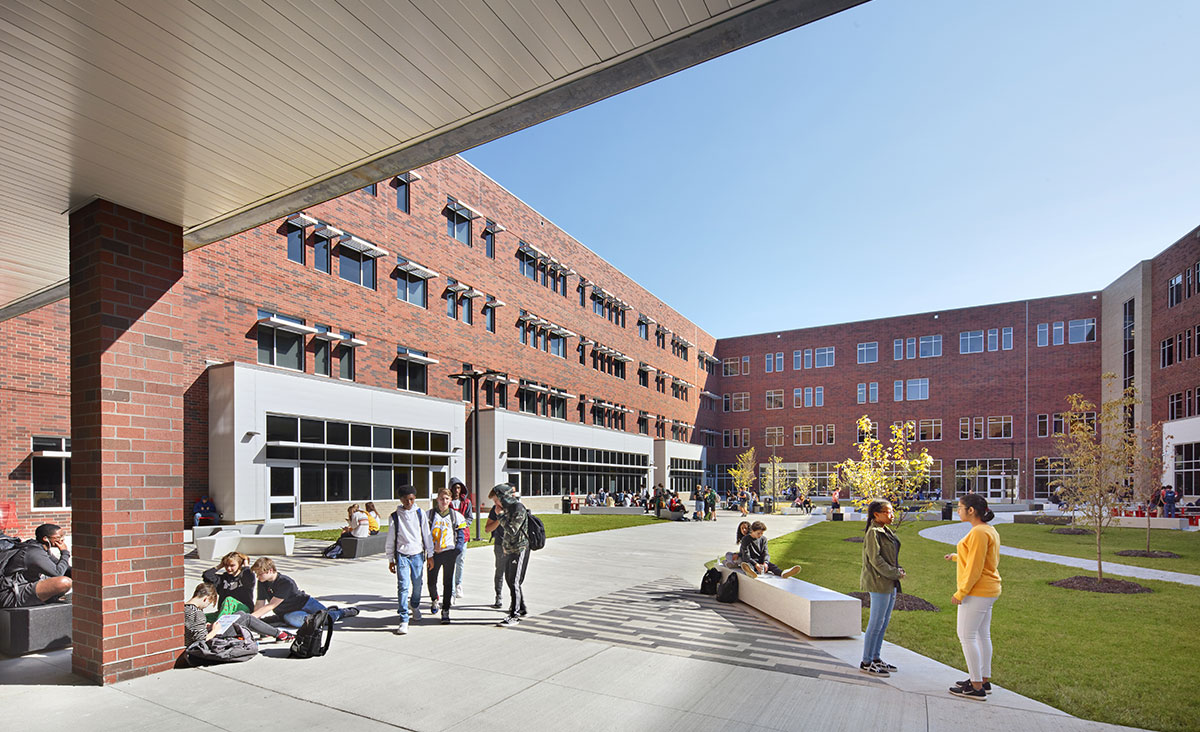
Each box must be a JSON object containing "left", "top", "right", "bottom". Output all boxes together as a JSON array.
[
  {"left": 859, "top": 493, "right": 1002, "bottom": 701},
  {"left": 722, "top": 520, "right": 802, "bottom": 579}
]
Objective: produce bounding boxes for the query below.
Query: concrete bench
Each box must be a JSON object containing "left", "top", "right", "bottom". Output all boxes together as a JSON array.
[
  {"left": 579, "top": 506, "right": 645, "bottom": 516},
  {"left": 337, "top": 533, "right": 387, "bottom": 558},
  {"left": 0, "top": 601, "right": 72, "bottom": 656},
  {"left": 192, "top": 523, "right": 285, "bottom": 540},
  {"left": 715, "top": 565, "right": 860, "bottom": 638},
  {"left": 196, "top": 530, "right": 294, "bottom": 560}
]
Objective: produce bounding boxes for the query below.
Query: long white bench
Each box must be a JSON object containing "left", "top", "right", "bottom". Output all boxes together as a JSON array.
[
  {"left": 192, "top": 523, "right": 285, "bottom": 539},
  {"left": 715, "top": 565, "right": 860, "bottom": 638},
  {"left": 579, "top": 506, "right": 645, "bottom": 516},
  {"left": 195, "top": 530, "right": 294, "bottom": 560}
]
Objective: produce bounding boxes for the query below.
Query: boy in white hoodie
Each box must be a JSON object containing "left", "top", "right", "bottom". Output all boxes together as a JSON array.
[{"left": 385, "top": 485, "right": 434, "bottom": 635}]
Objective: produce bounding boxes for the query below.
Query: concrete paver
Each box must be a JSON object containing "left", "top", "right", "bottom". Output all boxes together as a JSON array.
[{"left": 5, "top": 511, "right": 1149, "bottom": 731}]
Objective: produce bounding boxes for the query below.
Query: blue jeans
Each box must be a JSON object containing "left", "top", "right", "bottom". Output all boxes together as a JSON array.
[
  {"left": 280, "top": 596, "right": 345, "bottom": 628},
  {"left": 1165, "top": 504, "right": 1177, "bottom": 518},
  {"left": 861, "top": 589, "right": 897, "bottom": 664},
  {"left": 396, "top": 552, "right": 425, "bottom": 622}
]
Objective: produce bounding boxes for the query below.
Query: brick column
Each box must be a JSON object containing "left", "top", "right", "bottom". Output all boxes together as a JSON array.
[{"left": 69, "top": 200, "right": 185, "bottom": 683}]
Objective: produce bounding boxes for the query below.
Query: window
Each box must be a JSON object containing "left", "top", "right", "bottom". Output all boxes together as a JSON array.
[
  {"left": 857, "top": 342, "right": 878, "bottom": 364},
  {"left": 1053, "top": 321, "right": 1064, "bottom": 346},
  {"left": 793, "top": 350, "right": 803, "bottom": 370},
  {"left": 484, "top": 303, "right": 496, "bottom": 333},
  {"left": 396, "top": 346, "right": 430, "bottom": 393},
  {"left": 314, "top": 334, "right": 331, "bottom": 377},
  {"left": 1068, "top": 318, "right": 1096, "bottom": 344},
  {"left": 286, "top": 225, "right": 305, "bottom": 264},
  {"left": 960, "top": 417, "right": 970, "bottom": 440},
  {"left": 827, "top": 425, "right": 835, "bottom": 445},
  {"left": 741, "top": 428, "right": 749, "bottom": 447},
  {"left": 906, "top": 378, "right": 929, "bottom": 401},
  {"left": 815, "top": 387, "right": 824, "bottom": 407},
  {"left": 795, "top": 425, "right": 813, "bottom": 446},
  {"left": 765, "top": 354, "right": 774, "bottom": 373},
  {"left": 742, "top": 356, "right": 750, "bottom": 374},
  {"left": 766, "top": 390, "right": 784, "bottom": 410},
  {"left": 723, "top": 357, "right": 739, "bottom": 377},
  {"left": 857, "top": 423, "right": 878, "bottom": 443},
  {"left": 893, "top": 339, "right": 903, "bottom": 360},
  {"left": 1002, "top": 327, "right": 1013, "bottom": 350},
  {"left": 31, "top": 436, "right": 70, "bottom": 509},
  {"left": 1037, "top": 414, "right": 1049, "bottom": 437},
  {"left": 775, "top": 352, "right": 784, "bottom": 372},
  {"left": 857, "top": 383, "right": 867, "bottom": 404},
  {"left": 987, "top": 329, "right": 998, "bottom": 352},
  {"left": 518, "top": 248, "right": 539, "bottom": 282},
  {"left": 338, "top": 247, "right": 376, "bottom": 289},
  {"left": 793, "top": 388, "right": 803, "bottom": 408},
  {"left": 918, "top": 419, "right": 942, "bottom": 441},
  {"left": 1168, "top": 273, "right": 1183, "bottom": 307},
  {"left": 894, "top": 380, "right": 903, "bottom": 402},
  {"left": 906, "top": 338, "right": 916, "bottom": 359},
  {"left": 803, "top": 349, "right": 812, "bottom": 369},
  {"left": 730, "top": 392, "right": 750, "bottom": 412},
  {"left": 638, "top": 369, "right": 649, "bottom": 387},
  {"left": 959, "top": 330, "right": 984, "bottom": 354},
  {"left": 973, "top": 417, "right": 984, "bottom": 440},
  {"left": 766, "top": 427, "right": 784, "bottom": 447},
  {"left": 815, "top": 425, "right": 825, "bottom": 445},
  {"left": 804, "top": 387, "right": 813, "bottom": 408},
  {"left": 445, "top": 198, "right": 474, "bottom": 243},
  {"left": 1162, "top": 337, "right": 1175, "bottom": 368},
  {"left": 1037, "top": 323, "right": 1048, "bottom": 347},
  {"left": 1169, "top": 392, "right": 1184, "bottom": 420},
  {"left": 339, "top": 342, "right": 355, "bottom": 381},
  {"left": 445, "top": 287, "right": 459, "bottom": 320},
  {"left": 919, "top": 335, "right": 942, "bottom": 358},
  {"left": 868, "top": 382, "right": 878, "bottom": 403},
  {"left": 814, "top": 347, "right": 834, "bottom": 368},
  {"left": 482, "top": 222, "right": 497, "bottom": 258},
  {"left": 256, "top": 310, "right": 307, "bottom": 371},
  {"left": 639, "top": 322, "right": 649, "bottom": 340},
  {"left": 987, "top": 416, "right": 1013, "bottom": 439},
  {"left": 394, "top": 177, "right": 410, "bottom": 213},
  {"left": 396, "top": 270, "right": 428, "bottom": 308}
]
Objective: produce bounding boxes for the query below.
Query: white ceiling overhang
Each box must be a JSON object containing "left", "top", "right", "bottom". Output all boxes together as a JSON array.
[{"left": 0, "top": 0, "right": 867, "bottom": 317}]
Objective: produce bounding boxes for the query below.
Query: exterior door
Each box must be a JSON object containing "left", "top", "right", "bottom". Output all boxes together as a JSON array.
[
  {"left": 987, "top": 476, "right": 1006, "bottom": 500},
  {"left": 268, "top": 463, "right": 300, "bottom": 526}
]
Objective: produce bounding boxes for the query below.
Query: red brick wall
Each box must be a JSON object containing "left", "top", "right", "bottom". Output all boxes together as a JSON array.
[
  {"left": 0, "top": 300, "right": 71, "bottom": 536},
  {"left": 707, "top": 293, "right": 1102, "bottom": 498},
  {"left": 1150, "top": 226, "right": 1200, "bottom": 422}
]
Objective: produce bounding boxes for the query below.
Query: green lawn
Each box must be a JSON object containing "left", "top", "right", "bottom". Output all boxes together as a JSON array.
[
  {"left": 294, "top": 513, "right": 658, "bottom": 548},
  {"left": 995, "top": 523, "right": 1200, "bottom": 575},
  {"left": 768, "top": 521, "right": 1200, "bottom": 732}
]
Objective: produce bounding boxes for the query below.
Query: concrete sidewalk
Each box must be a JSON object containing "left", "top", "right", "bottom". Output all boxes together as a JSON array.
[{"left": 5, "top": 512, "right": 1145, "bottom": 731}]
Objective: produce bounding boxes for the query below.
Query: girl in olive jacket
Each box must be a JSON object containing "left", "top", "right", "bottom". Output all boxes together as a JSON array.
[{"left": 859, "top": 500, "right": 905, "bottom": 677}]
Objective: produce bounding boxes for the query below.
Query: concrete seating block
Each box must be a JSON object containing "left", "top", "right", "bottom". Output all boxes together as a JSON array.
[
  {"left": 0, "top": 601, "right": 72, "bottom": 656},
  {"left": 337, "top": 533, "right": 387, "bottom": 558},
  {"left": 579, "top": 506, "right": 645, "bottom": 516},
  {"left": 192, "top": 522, "right": 285, "bottom": 540},
  {"left": 195, "top": 531, "right": 243, "bottom": 561},
  {"left": 715, "top": 565, "right": 860, "bottom": 638},
  {"left": 232, "top": 534, "right": 294, "bottom": 556}
]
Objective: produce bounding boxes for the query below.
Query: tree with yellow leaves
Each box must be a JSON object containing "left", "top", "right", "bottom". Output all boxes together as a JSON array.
[
  {"left": 728, "top": 448, "right": 757, "bottom": 506},
  {"left": 837, "top": 416, "right": 935, "bottom": 529}
]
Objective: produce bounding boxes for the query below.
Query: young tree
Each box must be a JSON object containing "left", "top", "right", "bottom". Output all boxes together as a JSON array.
[
  {"left": 1050, "top": 376, "right": 1138, "bottom": 581},
  {"left": 728, "top": 448, "right": 757, "bottom": 503},
  {"left": 761, "top": 454, "right": 786, "bottom": 508},
  {"left": 837, "top": 416, "right": 935, "bottom": 529},
  {"left": 1130, "top": 421, "right": 1170, "bottom": 553}
]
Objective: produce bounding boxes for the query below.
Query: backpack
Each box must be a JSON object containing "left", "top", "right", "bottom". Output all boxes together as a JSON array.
[
  {"left": 290, "top": 608, "right": 334, "bottom": 659},
  {"left": 716, "top": 572, "right": 739, "bottom": 603},
  {"left": 699, "top": 568, "right": 721, "bottom": 595},
  {"left": 322, "top": 542, "right": 343, "bottom": 559},
  {"left": 526, "top": 512, "right": 546, "bottom": 551},
  {"left": 185, "top": 624, "right": 259, "bottom": 665},
  {"left": 0, "top": 534, "right": 29, "bottom": 577}
]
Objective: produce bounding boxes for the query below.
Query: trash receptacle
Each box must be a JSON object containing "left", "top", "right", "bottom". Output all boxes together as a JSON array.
[
  {"left": 941, "top": 502, "right": 953, "bottom": 520},
  {"left": 831, "top": 511, "right": 843, "bottom": 522},
  {"left": 561, "top": 496, "right": 572, "bottom": 514}
]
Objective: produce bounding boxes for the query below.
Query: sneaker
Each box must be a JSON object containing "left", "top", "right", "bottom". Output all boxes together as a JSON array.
[
  {"left": 949, "top": 685, "right": 987, "bottom": 701},
  {"left": 518, "top": 607, "right": 527, "bottom": 617},
  {"left": 859, "top": 661, "right": 890, "bottom": 677},
  {"left": 492, "top": 595, "right": 503, "bottom": 609},
  {"left": 454, "top": 586, "right": 463, "bottom": 599},
  {"left": 740, "top": 562, "right": 759, "bottom": 578},
  {"left": 340, "top": 607, "right": 360, "bottom": 619},
  {"left": 440, "top": 613, "right": 451, "bottom": 625},
  {"left": 782, "top": 566, "right": 802, "bottom": 579},
  {"left": 410, "top": 607, "right": 422, "bottom": 620},
  {"left": 394, "top": 622, "right": 409, "bottom": 635},
  {"left": 497, "top": 615, "right": 521, "bottom": 627},
  {"left": 276, "top": 631, "right": 295, "bottom": 643},
  {"left": 873, "top": 659, "right": 898, "bottom": 673},
  {"left": 431, "top": 600, "right": 440, "bottom": 614},
  {"left": 955, "top": 679, "right": 992, "bottom": 694}
]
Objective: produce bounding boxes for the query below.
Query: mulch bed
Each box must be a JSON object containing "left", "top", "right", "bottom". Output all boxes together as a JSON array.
[
  {"left": 1049, "top": 576, "right": 1152, "bottom": 594},
  {"left": 843, "top": 536, "right": 864, "bottom": 543},
  {"left": 1050, "top": 527, "right": 1093, "bottom": 535},
  {"left": 849, "top": 591, "right": 939, "bottom": 611},
  {"left": 1115, "top": 549, "right": 1181, "bottom": 558}
]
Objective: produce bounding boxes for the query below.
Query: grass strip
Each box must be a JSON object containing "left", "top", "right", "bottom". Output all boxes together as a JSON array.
[{"left": 995, "top": 523, "right": 1200, "bottom": 575}]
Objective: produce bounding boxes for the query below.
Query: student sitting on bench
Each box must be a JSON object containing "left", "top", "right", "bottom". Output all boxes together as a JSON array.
[
  {"left": 0, "top": 524, "right": 71, "bottom": 608},
  {"left": 739, "top": 521, "right": 801, "bottom": 579}
]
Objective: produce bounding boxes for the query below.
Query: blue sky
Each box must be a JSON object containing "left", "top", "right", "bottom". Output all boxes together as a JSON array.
[{"left": 463, "top": 0, "right": 1200, "bottom": 339}]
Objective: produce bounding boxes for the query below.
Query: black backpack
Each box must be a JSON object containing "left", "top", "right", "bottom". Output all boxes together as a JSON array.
[
  {"left": 699, "top": 568, "right": 721, "bottom": 595},
  {"left": 0, "top": 534, "right": 29, "bottom": 577},
  {"left": 185, "top": 624, "right": 259, "bottom": 665},
  {"left": 322, "top": 542, "right": 343, "bottom": 559},
  {"left": 526, "top": 512, "right": 546, "bottom": 551},
  {"left": 716, "top": 572, "right": 739, "bottom": 603},
  {"left": 290, "top": 609, "right": 334, "bottom": 658}
]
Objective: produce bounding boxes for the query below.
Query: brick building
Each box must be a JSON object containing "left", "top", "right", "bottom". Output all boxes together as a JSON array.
[{"left": 1, "top": 159, "right": 1198, "bottom": 537}]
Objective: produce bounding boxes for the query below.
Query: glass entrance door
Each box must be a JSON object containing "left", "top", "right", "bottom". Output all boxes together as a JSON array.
[
  {"left": 987, "top": 476, "right": 1006, "bottom": 500},
  {"left": 268, "top": 463, "right": 300, "bottom": 526}
]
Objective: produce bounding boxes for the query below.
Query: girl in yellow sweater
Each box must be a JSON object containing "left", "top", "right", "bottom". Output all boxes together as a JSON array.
[{"left": 943, "top": 493, "right": 1001, "bottom": 701}]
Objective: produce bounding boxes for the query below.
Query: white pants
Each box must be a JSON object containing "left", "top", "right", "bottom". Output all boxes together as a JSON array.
[{"left": 956, "top": 595, "right": 997, "bottom": 682}]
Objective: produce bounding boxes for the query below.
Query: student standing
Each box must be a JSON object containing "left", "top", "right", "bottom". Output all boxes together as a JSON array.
[
  {"left": 859, "top": 500, "right": 905, "bottom": 677},
  {"left": 449, "top": 478, "right": 474, "bottom": 600},
  {"left": 485, "top": 499, "right": 506, "bottom": 609},
  {"left": 944, "top": 493, "right": 1001, "bottom": 701},
  {"left": 491, "top": 483, "right": 529, "bottom": 626},
  {"left": 427, "top": 487, "right": 466, "bottom": 624},
  {"left": 386, "top": 485, "right": 434, "bottom": 635}
]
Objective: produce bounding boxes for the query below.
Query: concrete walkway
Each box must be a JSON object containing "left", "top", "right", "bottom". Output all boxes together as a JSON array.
[
  {"left": 5, "top": 512, "right": 1145, "bottom": 731},
  {"left": 920, "top": 522, "right": 1200, "bottom": 587}
]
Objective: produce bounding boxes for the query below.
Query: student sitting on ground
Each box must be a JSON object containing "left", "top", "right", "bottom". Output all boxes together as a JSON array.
[
  {"left": 249, "top": 557, "right": 359, "bottom": 627},
  {"left": 739, "top": 521, "right": 801, "bottom": 579},
  {"left": 201, "top": 551, "right": 255, "bottom": 620},
  {"left": 185, "top": 582, "right": 293, "bottom": 645}
]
